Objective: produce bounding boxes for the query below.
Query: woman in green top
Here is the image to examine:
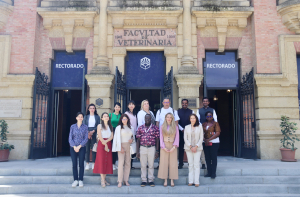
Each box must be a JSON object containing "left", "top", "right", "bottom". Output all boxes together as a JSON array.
[{"left": 109, "top": 102, "right": 122, "bottom": 170}]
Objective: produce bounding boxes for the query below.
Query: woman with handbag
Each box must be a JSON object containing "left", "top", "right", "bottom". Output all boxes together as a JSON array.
[
  {"left": 109, "top": 102, "right": 122, "bottom": 170},
  {"left": 83, "top": 104, "right": 101, "bottom": 170},
  {"left": 202, "top": 111, "right": 221, "bottom": 179},
  {"left": 184, "top": 114, "right": 203, "bottom": 187},
  {"left": 125, "top": 100, "right": 137, "bottom": 169},
  {"left": 93, "top": 112, "right": 114, "bottom": 187},
  {"left": 157, "top": 113, "right": 179, "bottom": 187},
  {"left": 112, "top": 114, "right": 136, "bottom": 188}
]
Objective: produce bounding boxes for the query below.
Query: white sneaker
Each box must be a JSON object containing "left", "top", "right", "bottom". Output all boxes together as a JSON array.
[
  {"left": 85, "top": 164, "right": 90, "bottom": 171},
  {"left": 92, "top": 163, "right": 94, "bottom": 170},
  {"left": 79, "top": 181, "right": 84, "bottom": 188},
  {"left": 72, "top": 180, "right": 79, "bottom": 188},
  {"left": 113, "top": 164, "right": 116, "bottom": 170}
]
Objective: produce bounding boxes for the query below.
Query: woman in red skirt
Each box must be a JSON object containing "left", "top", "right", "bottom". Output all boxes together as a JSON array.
[{"left": 93, "top": 112, "right": 114, "bottom": 187}]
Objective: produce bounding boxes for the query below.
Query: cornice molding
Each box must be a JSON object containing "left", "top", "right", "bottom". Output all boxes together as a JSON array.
[
  {"left": 278, "top": 3, "right": 300, "bottom": 34},
  {"left": 0, "top": 0, "right": 13, "bottom": 30}
]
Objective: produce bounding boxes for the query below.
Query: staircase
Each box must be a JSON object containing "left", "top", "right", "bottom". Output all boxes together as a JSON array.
[{"left": 0, "top": 157, "right": 299, "bottom": 196}]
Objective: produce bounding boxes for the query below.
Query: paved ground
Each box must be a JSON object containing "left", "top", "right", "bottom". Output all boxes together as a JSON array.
[{"left": 0, "top": 156, "right": 298, "bottom": 170}]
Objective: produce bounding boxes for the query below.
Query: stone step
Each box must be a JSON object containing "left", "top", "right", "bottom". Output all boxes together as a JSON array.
[
  {"left": 4, "top": 195, "right": 300, "bottom": 197},
  {"left": 1, "top": 168, "right": 299, "bottom": 176},
  {"left": 0, "top": 184, "right": 299, "bottom": 194},
  {"left": 1, "top": 175, "right": 300, "bottom": 185}
]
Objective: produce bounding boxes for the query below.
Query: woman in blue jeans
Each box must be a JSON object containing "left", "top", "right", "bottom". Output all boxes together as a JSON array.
[{"left": 69, "top": 112, "right": 89, "bottom": 188}]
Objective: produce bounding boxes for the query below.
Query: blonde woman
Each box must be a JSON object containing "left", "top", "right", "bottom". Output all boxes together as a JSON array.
[
  {"left": 137, "top": 99, "right": 156, "bottom": 128},
  {"left": 184, "top": 114, "right": 203, "bottom": 187},
  {"left": 157, "top": 113, "right": 179, "bottom": 187}
]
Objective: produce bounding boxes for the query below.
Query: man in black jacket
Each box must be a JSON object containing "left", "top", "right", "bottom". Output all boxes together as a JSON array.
[{"left": 177, "top": 99, "right": 193, "bottom": 169}]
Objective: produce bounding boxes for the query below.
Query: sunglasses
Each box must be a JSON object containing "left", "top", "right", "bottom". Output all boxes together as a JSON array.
[
  {"left": 206, "top": 116, "right": 213, "bottom": 118},
  {"left": 122, "top": 118, "right": 128, "bottom": 121}
]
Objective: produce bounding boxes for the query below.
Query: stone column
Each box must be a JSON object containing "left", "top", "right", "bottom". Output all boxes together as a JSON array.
[
  {"left": 179, "top": 0, "right": 198, "bottom": 74},
  {"left": 91, "top": 0, "right": 110, "bottom": 74}
]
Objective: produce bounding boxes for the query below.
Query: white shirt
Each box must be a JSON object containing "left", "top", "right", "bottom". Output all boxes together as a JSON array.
[
  {"left": 101, "top": 125, "right": 112, "bottom": 138},
  {"left": 196, "top": 109, "right": 218, "bottom": 123},
  {"left": 155, "top": 107, "right": 180, "bottom": 128},
  {"left": 88, "top": 115, "right": 95, "bottom": 127},
  {"left": 137, "top": 110, "right": 155, "bottom": 128}
]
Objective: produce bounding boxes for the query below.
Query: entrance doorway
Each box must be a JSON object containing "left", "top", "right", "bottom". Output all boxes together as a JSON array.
[
  {"left": 52, "top": 90, "right": 82, "bottom": 156},
  {"left": 208, "top": 89, "right": 237, "bottom": 156},
  {"left": 129, "top": 89, "right": 161, "bottom": 116}
]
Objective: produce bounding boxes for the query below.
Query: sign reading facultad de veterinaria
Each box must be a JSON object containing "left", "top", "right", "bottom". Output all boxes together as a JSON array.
[{"left": 114, "top": 29, "right": 176, "bottom": 47}]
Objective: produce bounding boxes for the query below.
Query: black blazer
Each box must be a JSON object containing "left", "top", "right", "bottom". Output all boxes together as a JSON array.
[{"left": 83, "top": 114, "right": 101, "bottom": 143}]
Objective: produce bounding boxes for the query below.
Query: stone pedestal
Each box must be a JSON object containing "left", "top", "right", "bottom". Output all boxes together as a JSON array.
[
  {"left": 175, "top": 74, "right": 203, "bottom": 112},
  {"left": 85, "top": 74, "right": 114, "bottom": 115}
]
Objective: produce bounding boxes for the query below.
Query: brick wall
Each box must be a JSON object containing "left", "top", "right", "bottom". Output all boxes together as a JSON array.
[{"left": 252, "top": 0, "right": 294, "bottom": 74}]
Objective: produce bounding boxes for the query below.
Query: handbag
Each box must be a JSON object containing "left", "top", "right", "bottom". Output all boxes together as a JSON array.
[
  {"left": 92, "top": 143, "right": 98, "bottom": 152},
  {"left": 130, "top": 141, "right": 136, "bottom": 155}
]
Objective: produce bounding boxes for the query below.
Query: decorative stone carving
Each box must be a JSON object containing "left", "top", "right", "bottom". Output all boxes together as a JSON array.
[
  {"left": 193, "top": 11, "right": 253, "bottom": 52},
  {"left": 0, "top": 0, "right": 13, "bottom": 30},
  {"left": 278, "top": 3, "right": 300, "bottom": 34},
  {"left": 37, "top": 12, "right": 97, "bottom": 52}
]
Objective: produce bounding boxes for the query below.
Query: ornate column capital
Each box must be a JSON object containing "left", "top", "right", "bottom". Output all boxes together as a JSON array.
[
  {"left": 278, "top": 2, "right": 300, "bottom": 34},
  {"left": 0, "top": 0, "right": 13, "bottom": 30}
]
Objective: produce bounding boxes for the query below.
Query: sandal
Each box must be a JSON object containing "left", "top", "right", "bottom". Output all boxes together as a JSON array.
[
  {"left": 105, "top": 180, "right": 110, "bottom": 186},
  {"left": 163, "top": 181, "right": 167, "bottom": 187},
  {"left": 118, "top": 182, "right": 122, "bottom": 188},
  {"left": 101, "top": 180, "right": 106, "bottom": 188},
  {"left": 124, "top": 181, "right": 130, "bottom": 186}
]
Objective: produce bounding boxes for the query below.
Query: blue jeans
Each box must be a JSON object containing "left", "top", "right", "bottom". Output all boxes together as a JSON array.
[{"left": 70, "top": 146, "right": 86, "bottom": 181}]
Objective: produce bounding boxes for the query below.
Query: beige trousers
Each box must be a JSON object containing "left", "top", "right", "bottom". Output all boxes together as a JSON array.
[
  {"left": 117, "top": 142, "right": 131, "bottom": 183},
  {"left": 186, "top": 150, "right": 201, "bottom": 184},
  {"left": 157, "top": 141, "right": 178, "bottom": 180},
  {"left": 201, "top": 150, "right": 206, "bottom": 165},
  {"left": 140, "top": 146, "right": 156, "bottom": 182}
]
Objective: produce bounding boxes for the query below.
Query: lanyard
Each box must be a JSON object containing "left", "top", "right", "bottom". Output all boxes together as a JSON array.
[{"left": 145, "top": 124, "right": 152, "bottom": 133}]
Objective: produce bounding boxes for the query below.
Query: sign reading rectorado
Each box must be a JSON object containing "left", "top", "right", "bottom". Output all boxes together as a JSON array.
[{"left": 114, "top": 29, "right": 176, "bottom": 47}]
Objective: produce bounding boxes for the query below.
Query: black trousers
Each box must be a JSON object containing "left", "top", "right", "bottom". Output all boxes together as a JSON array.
[
  {"left": 85, "top": 127, "right": 97, "bottom": 163},
  {"left": 203, "top": 143, "right": 219, "bottom": 176},
  {"left": 70, "top": 146, "right": 86, "bottom": 181},
  {"left": 178, "top": 131, "right": 184, "bottom": 167}
]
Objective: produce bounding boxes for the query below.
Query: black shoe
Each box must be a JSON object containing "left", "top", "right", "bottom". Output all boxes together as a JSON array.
[
  {"left": 141, "top": 182, "right": 147, "bottom": 187},
  {"left": 211, "top": 174, "right": 216, "bottom": 179},
  {"left": 201, "top": 164, "right": 206, "bottom": 169},
  {"left": 178, "top": 165, "right": 183, "bottom": 169},
  {"left": 149, "top": 182, "right": 155, "bottom": 187},
  {"left": 156, "top": 165, "right": 159, "bottom": 169},
  {"left": 204, "top": 174, "right": 211, "bottom": 178}
]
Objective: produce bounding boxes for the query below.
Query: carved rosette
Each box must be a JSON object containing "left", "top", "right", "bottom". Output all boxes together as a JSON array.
[
  {"left": 193, "top": 11, "right": 253, "bottom": 52},
  {"left": 38, "top": 12, "right": 97, "bottom": 52},
  {"left": 0, "top": 0, "right": 13, "bottom": 30},
  {"left": 278, "top": 3, "right": 300, "bottom": 34}
]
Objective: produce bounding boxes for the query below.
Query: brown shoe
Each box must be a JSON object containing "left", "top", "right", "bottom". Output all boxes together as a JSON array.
[
  {"left": 188, "top": 183, "right": 193, "bottom": 186},
  {"left": 195, "top": 184, "right": 199, "bottom": 187}
]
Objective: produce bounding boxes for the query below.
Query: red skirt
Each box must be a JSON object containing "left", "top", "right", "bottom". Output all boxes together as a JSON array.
[{"left": 93, "top": 139, "right": 113, "bottom": 174}]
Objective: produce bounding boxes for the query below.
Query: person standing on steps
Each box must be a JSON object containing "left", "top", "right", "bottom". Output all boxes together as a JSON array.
[
  {"left": 136, "top": 114, "right": 160, "bottom": 187},
  {"left": 177, "top": 99, "right": 194, "bottom": 169},
  {"left": 83, "top": 104, "right": 101, "bottom": 171},
  {"left": 184, "top": 114, "right": 203, "bottom": 187},
  {"left": 69, "top": 112, "right": 89, "bottom": 188},
  {"left": 157, "top": 113, "right": 179, "bottom": 187},
  {"left": 137, "top": 99, "right": 156, "bottom": 128},
  {"left": 125, "top": 100, "right": 138, "bottom": 170},
  {"left": 112, "top": 114, "right": 136, "bottom": 188},
  {"left": 202, "top": 111, "right": 221, "bottom": 179},
  {"left": 93, "top": 112, "right": 114, "bottom": 188},
  {"left": 196, "top": 97, "right": 218, "bottom": 169},
  {"left": 109, "top": 102, "right": 122, "bottom": 171}
]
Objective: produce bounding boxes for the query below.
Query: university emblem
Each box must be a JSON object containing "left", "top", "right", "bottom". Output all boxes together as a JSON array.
[{"left": 140, "top": 57, "right": 151, "bottom": 70}]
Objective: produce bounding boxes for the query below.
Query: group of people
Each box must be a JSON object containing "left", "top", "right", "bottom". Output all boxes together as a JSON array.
[{"left": 68, "top": 97, "right": 221, "bottom": 188}]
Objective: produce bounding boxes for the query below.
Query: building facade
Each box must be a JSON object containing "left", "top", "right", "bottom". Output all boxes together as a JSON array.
[{"left": 0, "top": 0, "right": 300, "bottom": 160}]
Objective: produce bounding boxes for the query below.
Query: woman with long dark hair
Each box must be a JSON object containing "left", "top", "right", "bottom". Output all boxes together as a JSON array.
[
  {"left": 68, "top": 112, "right": 89, "bottom": 188},
  {"left": 83, "top": 104, "right": 101, "bottom": 170},
  {"left": 93, "top": 112, "right": 114, "bottom": 187},
  {"left": 202, "top": 111, "right": 221, "bottom": 179},
  {"left": 125, "top": 100, "right": 137, "bottom": 169},
  {"left": 109, "top": 102, "right": 122, "bottom": 170},
  {"left": 112, "top": 114, "right": 135, "bottom": 188}
]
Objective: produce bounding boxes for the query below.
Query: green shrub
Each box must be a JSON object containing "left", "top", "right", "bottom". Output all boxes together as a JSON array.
[
  {"left": 280, "top": 116, "right": 300, "bottom": 151},
  {"left": 0, "top": 120, "right": 14, "bottom": 151}
]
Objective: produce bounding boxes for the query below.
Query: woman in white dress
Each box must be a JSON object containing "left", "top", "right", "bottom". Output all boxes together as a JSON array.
[{"left": 137, "top": 99, "right": 156, "bottom": 129}]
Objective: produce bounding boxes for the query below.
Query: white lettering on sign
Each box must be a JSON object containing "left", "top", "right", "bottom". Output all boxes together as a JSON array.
[
  {"left": 206, "top": 64, "right": 236, "bottom": 69},
  {"left": 55, "top": 64, "right": 84, "bottom": 69}
]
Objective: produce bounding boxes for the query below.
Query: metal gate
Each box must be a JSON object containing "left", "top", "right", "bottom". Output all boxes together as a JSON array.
[
  {"left": 114, "top": 66, "right": 127, "bottom": 113},
  {"left": 239, "top": 68, "right": 257, "bottom": 159},
  {"left": 162, "top": 67, "right": 173, "bottom": 107},
  {"left": 29, "top": 68, "right": 50, "bottom": 159}
]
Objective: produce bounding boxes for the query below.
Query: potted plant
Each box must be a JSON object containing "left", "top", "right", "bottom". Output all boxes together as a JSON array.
[
  {"left": 280, "top": 115, "right": 300, "bottom": 162},
  {"left": 0, "top": 120, "right": 14, "bottom": 162}
]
